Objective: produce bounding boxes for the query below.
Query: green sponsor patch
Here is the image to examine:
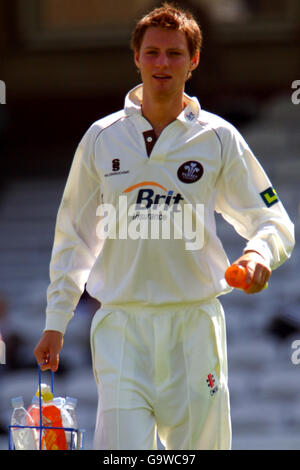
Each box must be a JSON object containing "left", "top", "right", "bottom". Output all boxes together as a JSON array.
[{"left": 260, "top": 187, "right": 279, "bottom": 207}]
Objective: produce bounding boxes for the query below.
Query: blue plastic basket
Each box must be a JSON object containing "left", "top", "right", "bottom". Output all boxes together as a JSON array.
[{"left": 8, "top": 365, "right": 85, "bottom": 450}]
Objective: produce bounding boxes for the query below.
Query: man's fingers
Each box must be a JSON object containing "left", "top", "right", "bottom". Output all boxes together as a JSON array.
[
  {"left": 34, "top": 332, "right": 63, "bottom": 372},
  {"left": 231, "top": 251, "right": 272, "bottom": 295},
  {"left": 35, "top": 348, "right": 59, "bottom": 372},
  {"left": 260, "top": 269, "right": 270, "bottom": 288},
  {"left": 245, "top": 263, "right": 271, "bottom": 294},
  {"left": 34, "top": 349, "right": 50, "bottom": 370},
  {"left": 48, "top": 351, "right": 59, "bottom": 372},
  {"left": 244, "top": 260, "right": 256, "bottom": 287},
  {"left": 34, "top": 345, "right": 47, "bottom": 365}
]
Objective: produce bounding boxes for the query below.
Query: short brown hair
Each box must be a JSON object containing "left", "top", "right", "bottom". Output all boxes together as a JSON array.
[{"left": 130, "top": 2, "right": 202, "bottom": 58}]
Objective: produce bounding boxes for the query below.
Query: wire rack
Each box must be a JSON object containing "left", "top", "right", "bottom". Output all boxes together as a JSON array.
[{"left": 8, "top": 366, "right": 85, "bottom": 450}]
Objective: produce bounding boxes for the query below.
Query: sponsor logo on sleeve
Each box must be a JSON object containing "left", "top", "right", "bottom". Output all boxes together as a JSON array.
[{"left": 260, "top": 187, "right": 279, "bottom": 207}]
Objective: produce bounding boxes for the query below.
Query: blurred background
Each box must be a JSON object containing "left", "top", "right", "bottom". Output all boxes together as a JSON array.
[{"left": 0, "top": 0, "right": 299, "bottom": 450}]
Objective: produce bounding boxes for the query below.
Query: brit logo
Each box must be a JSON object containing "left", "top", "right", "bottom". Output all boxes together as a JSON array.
[
  {"left": 177, "top": 161, "right": 203, "bottom": 184},
  {"left": 206, "top": 373, "right": 219, "bottom": 396}
]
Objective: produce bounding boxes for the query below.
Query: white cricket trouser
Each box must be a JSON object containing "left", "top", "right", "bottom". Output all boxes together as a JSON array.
[{"left": 90, "top": 299, "right": 231, "bottom": 450}]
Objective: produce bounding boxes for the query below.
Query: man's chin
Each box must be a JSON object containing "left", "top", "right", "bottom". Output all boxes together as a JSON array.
[{"left": 151, "top": 83, "right": 175, "bottom": 99}]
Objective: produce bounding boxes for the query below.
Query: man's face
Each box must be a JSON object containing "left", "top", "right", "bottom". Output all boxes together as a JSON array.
[{"left": 134, "top": 27, "right": 199, "bottom": 99}]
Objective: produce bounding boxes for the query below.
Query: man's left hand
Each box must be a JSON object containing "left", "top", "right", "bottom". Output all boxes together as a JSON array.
[{"left": 232, "top": 250, "right": 271, "bottom": 294}]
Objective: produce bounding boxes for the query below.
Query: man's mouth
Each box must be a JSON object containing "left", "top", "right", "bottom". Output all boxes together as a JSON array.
[{"left": 153, "top": 74, "right": 172, "bottom": 80}]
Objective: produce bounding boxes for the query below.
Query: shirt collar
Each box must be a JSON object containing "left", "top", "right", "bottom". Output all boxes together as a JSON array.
[{"left": 124, "top": 84, "right": 201, "bottom": 128}]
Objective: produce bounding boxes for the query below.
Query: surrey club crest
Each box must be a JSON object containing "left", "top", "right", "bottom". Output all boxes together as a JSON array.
[{"left": 177, "top": 161, "right": 203, "bottom": 183}]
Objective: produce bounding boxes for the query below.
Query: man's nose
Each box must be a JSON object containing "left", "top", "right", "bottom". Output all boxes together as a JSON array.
[{"left": 155, "top": 52, "right": 169, "bottom": 67}]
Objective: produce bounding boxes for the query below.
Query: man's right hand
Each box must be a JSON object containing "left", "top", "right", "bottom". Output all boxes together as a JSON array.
[{"left": 34, "top": 330, "right": 64, "bottom": 372}]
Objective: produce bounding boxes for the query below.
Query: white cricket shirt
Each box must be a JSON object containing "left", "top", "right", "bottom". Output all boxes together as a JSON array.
[{"left": 44, "top": 84, "right": 295, "bottom": 334}]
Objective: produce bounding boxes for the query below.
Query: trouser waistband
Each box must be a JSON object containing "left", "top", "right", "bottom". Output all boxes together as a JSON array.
[{"left": 100, "top": 298, "right": 219, "bottom": 315}]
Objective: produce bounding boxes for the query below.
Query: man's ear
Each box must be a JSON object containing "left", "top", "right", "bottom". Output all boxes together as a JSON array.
[
  {"left": 190, "top": 50, "right": 200, "bottom": 71},
  {"left": 134, "top": 50, "right": 141, "bottom": 70}
]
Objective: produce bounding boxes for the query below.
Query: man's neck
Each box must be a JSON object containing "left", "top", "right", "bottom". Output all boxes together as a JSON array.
[{"left": 141, "top": 89, "right": 185, "bottom": 137}]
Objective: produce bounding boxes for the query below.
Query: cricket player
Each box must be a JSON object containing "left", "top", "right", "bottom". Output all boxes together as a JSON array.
[{"left": 34, "top": 3, "right": 295, "bottom": 450}]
